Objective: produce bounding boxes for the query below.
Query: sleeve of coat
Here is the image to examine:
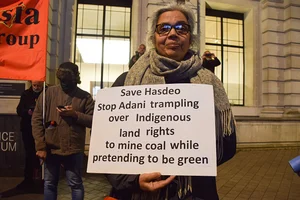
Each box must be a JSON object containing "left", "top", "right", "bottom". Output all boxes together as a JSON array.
[
  {"left": 129, "top": 56, "right": 136, "bottom": 69},
  {"left": 76, "top": 94, "right": 94, "bottom": 128},
  {"left": 105, "top": 174, "right": 140, "bottom": 191},
  {"left": 213, "top": 57, "right": 221, "bottom": 66},
  {"left": 31, "top": 91, "right": 46, "bottom": 151},
  {"left": 112, "top": 72, "right": 128, "bottom": 87}
]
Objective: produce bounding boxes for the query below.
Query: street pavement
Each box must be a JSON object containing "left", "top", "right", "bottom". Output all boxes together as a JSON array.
[{"left": 0, "top": 148, "right": 300, "bottom": 200}]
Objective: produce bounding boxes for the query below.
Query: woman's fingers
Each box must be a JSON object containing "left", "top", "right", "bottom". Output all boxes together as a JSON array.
[
  {"left": 139, "top": 172, "right": 175, "bottom": 192},
  {"left": 150, "top": 175, "right": 175, "bottom": 191}
]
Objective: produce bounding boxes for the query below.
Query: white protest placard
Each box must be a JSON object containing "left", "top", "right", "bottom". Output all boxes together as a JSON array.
[{"left": 87, "top": 84, "right": 216, "bottom": 176}]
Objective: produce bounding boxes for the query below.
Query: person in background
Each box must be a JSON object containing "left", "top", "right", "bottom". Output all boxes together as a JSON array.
[
  {"left": 107, "top": 3, "right": 236, "bottom": 200},
  {"left": 129, "top": 44, "right": 146, "bottom": 69},
  {"left": 113, "top": 44, "right": 147, "bottom": 87},
  {"left": 202, "top": 50, "right": 221, "bottom": 74},
  {"left": 32, "top": 62, "right": 94, "bottom": 200},
  {"left": 16, "top": 80, "right": 44, "bottom": 191}
]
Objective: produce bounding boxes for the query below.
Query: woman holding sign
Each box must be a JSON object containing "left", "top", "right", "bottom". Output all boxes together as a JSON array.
[{"left": 108, "top": 3, "right": 236, "bottom": 200}]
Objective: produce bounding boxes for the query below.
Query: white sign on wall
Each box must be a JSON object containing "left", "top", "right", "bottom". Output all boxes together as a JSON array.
[{"left": 87, "top": 84, "right": 217, "bottom": 176}]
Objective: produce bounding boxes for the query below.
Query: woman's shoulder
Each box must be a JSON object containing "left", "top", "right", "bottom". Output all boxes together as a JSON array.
[
  {"left": 112, "top": 71, "right": 128, "bottom": 87},
  {"left": 196, "top": 68, "right": 224, "bottom": 87},
  {"left": 197, "top": 68, "right": 215, "bottom": 79}
]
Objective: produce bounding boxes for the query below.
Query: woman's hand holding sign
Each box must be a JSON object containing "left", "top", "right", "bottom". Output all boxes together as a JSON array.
[{"left": 139, "top": 172, "right": 175, "bottom": 192}]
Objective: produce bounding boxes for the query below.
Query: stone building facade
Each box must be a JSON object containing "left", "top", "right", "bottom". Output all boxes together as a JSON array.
[{"left": 1, "top": 0, "right": 299, "bottom": 148}]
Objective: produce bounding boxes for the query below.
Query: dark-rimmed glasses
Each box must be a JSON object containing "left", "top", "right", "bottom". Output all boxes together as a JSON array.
[{"left": 155, "top": 23, "right": 191, "bottom": 35}]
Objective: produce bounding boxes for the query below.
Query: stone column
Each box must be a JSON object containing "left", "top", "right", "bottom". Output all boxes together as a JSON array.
[
  {"left": 131, "top": 0, "right": 148, "bottom": 53},
  {"left": 58, "top": 0, "right": 77, "bottom": 65},
  {"left": 260, "top": 0, "right": 300, "bottom": 117},
  {"left": 47, "top": 0, "right": 61, "bottom": 85},
  {"left": 260, "top": 0, "right": 285, "bottom": 117},
  {"left": 283, "top": 0, "right": 300, "bottom": 117},
  {"left": 47, "top": 0, "right": 77, "bottom": 86}
]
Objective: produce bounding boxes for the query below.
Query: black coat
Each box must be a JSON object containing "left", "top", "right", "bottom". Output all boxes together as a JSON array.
[
  {"left": 17, "top": 87, "right": 42, "bottom": 132},
  {"left": 107, "top": 72, "right": 237, "bottom": 200},
  {"left": 202, "top": 57, "right": 221, "bottom": 73}
]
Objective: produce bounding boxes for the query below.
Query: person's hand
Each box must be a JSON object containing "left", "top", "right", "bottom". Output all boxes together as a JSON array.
[
  {"left": 211, "top": 53, "right": 215, "bottom": 58},
  {"left": 139, "top": 172, "right": 175, "bottom": 192},
  {"left": 57, "top": 105, "right": 78, "bottom": 119},
  {"left": 36, "top": 151, "right": 47, "bottom": 165},
  {"left": 28, "top": 109, "right": 33, "bottom": 115}
]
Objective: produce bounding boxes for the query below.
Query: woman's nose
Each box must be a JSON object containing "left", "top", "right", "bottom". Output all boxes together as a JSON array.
[
  {"left": 168, "top": 27, "right": 179, "bottom": 37},
  {"left": 170, "top": 27, "right": 177, "bottom": 34}
]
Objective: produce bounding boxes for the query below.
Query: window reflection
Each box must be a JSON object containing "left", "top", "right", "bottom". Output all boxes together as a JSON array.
[
  {"left": 205, "top": 16, "right": 221, "bottom": 44},
  {"left": 76, "top": 38, "right": 102, "bottom": 64},
  {"left": 103, "top": 38, "right": 130, "bottom": 87},
  {"left": 223, "top": 47, "right": 244, "bottom": 105},
  {"left": 77, "top": 4, "right": 103, "bottom": 34},
  {"left": 105, "top": 6, "right": 130, "bottom": 36},
  {"left": 223, "top": 18, "right": 243, "bottom": 46},
  {"left": 103, "top": 38, "right": 130, "bottom": 65},
  {"left": 75, "top": 4, "right": 131, "bottom": 98},
  {"left": 205, "top": 11, "right": 244, "bottom": 105}
]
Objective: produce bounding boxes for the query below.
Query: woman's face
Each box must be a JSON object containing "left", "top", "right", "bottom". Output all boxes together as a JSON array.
[{"left": 155, "top": 10, "right": 191, "bottom": 61}]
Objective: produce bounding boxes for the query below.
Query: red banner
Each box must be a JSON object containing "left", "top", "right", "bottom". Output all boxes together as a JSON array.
[{"left": 0, "top": 0, "right": 49, "bottom": 81}]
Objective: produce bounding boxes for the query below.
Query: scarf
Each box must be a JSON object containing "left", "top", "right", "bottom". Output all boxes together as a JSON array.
[{"left": 125, "top": 49, "right": 234, "bottom": 200}]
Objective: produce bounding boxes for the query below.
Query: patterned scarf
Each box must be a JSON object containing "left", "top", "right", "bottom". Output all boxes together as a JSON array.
[{"left": 125, "top": 49, "right": 234, "bottom": 200}]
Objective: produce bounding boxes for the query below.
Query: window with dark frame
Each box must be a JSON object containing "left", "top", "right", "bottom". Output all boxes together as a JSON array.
[
  {"left": 205, "top": 9, "right": 244, "bottom": 106},
  {"left": 75, "top": 1, "right": 131, "bottom": 99}
]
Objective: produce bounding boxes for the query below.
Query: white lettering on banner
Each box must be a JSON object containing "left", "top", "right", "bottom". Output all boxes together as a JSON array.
[
  {"left": 88, "top": 84, "right": 217, "bottom": 176},
  {"left": 0, "top": 132, "right": 17, "bottom": 152}
]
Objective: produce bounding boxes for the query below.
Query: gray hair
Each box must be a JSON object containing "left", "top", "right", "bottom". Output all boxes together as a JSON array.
[{"left": 147, "top": 4, "right": 198, "bottom": 50}]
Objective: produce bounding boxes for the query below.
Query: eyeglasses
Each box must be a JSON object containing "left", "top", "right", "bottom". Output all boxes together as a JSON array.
[{"left": 155, "top": 23, "right": 191, "bottom": 35}]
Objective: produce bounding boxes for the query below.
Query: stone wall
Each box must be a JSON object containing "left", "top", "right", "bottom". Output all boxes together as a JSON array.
[
  {"left": 47, "top": 0, "right": 77, "bottom": 86},
  {"left": 34, "top": 0, "right": 300, "bottom": 148},
  {"left": 2, "top": 0, "right": 299, "bottom": 148},
  {"left": 129, "top": 0, "right": 300, "bottom": 148},
  {"left": 237, "top": 118, "right": 300, "bottom": 148},
  {"left": 260, "top": 0, "right": 300, "bottom": 117}
]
